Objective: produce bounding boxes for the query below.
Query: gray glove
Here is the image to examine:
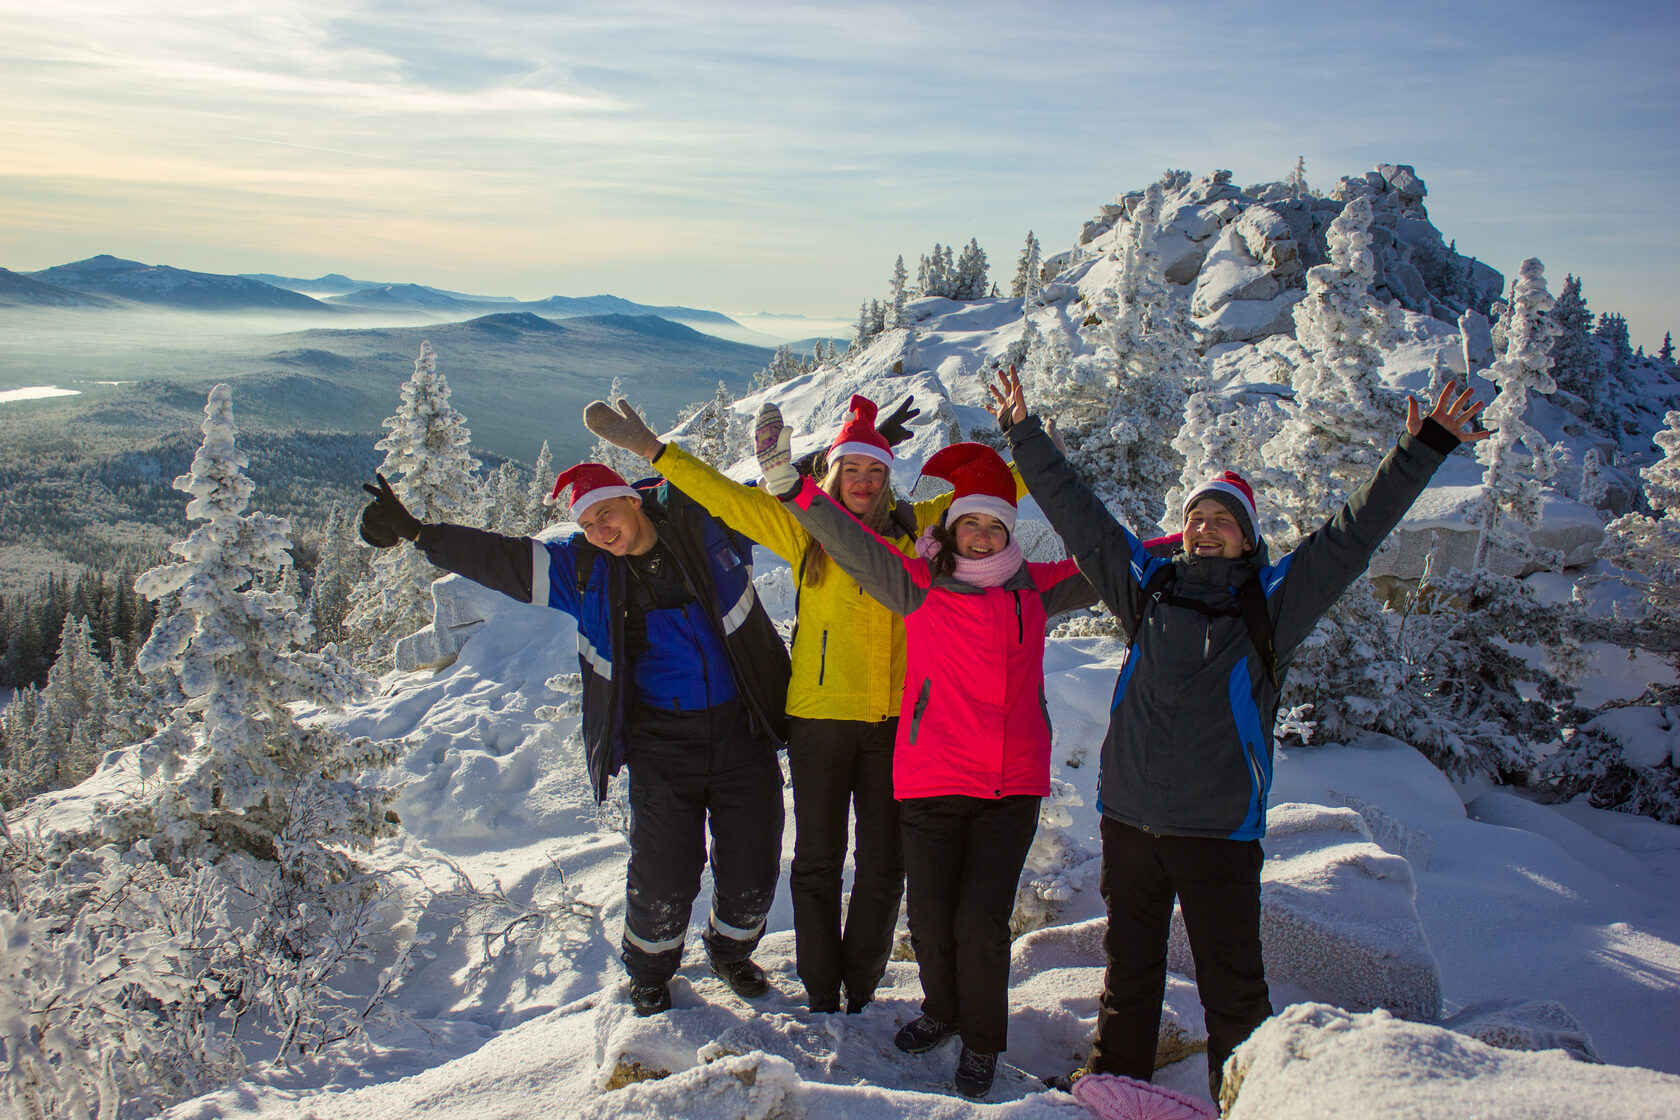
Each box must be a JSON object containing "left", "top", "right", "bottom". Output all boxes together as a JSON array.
[
  {"left": 754, "top": 403, "right": 799, "bottom": 498},
  {"left": 583, "top": 398, "right": 663, "bottom": 459}
]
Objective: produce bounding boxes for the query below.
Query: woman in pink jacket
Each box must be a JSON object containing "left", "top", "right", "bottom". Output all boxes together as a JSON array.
[{"left": 755, "top": 403, "right": 1096, "bottom": 1099}]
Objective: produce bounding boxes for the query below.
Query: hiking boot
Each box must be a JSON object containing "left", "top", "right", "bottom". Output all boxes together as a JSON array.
[
  {"left": 953, "top": 1046, "right": 998, "bottom": 1098},
  {"left": 807, "top": 990, "right": 841, "bottom": 1014},
  {"left": 709, "top": 956, "right": 769, "bottom": 998},
  {"left": 629, "top": 979, "right": 671, "bottom": 1017},
  {"left": 893, "top": 1014, "right": 959, "bottom": 1054},
  {"left": 845, "top": 990, "right": 873, "bottom": 1014}
]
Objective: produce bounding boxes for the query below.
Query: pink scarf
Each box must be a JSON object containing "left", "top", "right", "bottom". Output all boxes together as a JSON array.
[{"left": 915, "top": 525, "right": 1023, "bottom": 588}]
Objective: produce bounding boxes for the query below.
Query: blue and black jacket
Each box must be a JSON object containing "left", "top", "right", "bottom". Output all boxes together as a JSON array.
[
  {"left": 1005, "top": 413, "right": 1461, "bottom": 840},
  {"left": 416, "top": 480, "right": 791, "bottom": 802}
]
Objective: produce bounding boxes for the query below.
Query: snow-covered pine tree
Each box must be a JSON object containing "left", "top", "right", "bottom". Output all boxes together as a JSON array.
[
  {"left": 344, "top": 342, "right": 485, "bottom": 663},
  {"left": 1073, "top": 181, "right": 1200, "bottom": 531},
  {"left": 1548, "top": 275, "right": 1600, "bottom": 409},
  {"left": 752, "top": 344, "right": 806, "bottom": 391},
  {"left": 304, "top": 503, "right": 365, "bottom": 652},
  {"left": 525, "top": 440, "right": 558, "bottom": 533},
  {"left": 487, "top": 461, "right": 527, "bottom": 536},
  {"left": 1289, "top": 156, "right": 1309, "bottom": 200},
  {"left": 1469, "top": 258, "right": 1562, "bottom": 573},
  {"left": 1595, "top": 409, "right": 1680, "bottom": 651},
  {"left": 888, "top": 254, "right": 909, "bottom": 327},
  {"left": 676, "top": 381, "right": 750, "bottom": 469},
  {"left": 1661, "top": 331, "right": 1674, "bottom": 364},
  {"left": 952, "top": 238, "right": 989, "bottom": 300},
  {"left": 1257, "top": 194, "right": 1417, "bottom": 747},
  {"left": 849, "top": 301, "right": 873, "bottom": 352},
  {"left": 33, "top": 614, "right": 112, "bottom": 791},
  {"left": 103, "top": 383, "right": 398, "bottom": 866},
  {"left": 1012, "top": 230, "right": 1043, "bottom": 303}
]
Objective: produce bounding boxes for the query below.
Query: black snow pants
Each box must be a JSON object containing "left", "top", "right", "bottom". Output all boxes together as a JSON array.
[
  {"left": 785, "top": 715, "right": 904, "bottom": 1010},
  {"left": 619, "top": 697, "right": 785, "bottom": 984},
  {"left": 1089, "top": 816, "right": 1273, "bottom": 1099},
  {"left": 899, "top": 793, "right": 1041, "bottom": 1054}
]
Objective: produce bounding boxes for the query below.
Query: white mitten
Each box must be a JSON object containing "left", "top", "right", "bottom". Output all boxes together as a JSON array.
[{"left": 754, "top": 403, "right": 799, "bottom": 497}]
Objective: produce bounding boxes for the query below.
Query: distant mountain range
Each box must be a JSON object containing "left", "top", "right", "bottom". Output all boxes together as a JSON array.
[{"left": 2, "top": 256, "right": 750, "bottom": 331}]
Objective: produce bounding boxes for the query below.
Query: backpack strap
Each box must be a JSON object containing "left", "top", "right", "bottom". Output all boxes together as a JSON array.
[
  {"left": 1128, "top": 564, "right": 1278, "bottom": 690},
  {"left": 1234, "top": 577, "right": 1278, "bottom": 690},
  {"left": 573, "top": 539, "right": 599, "bottom": 595},
  {"left": 1127, "top": 563, "right": 1178, "bottom": 651}
]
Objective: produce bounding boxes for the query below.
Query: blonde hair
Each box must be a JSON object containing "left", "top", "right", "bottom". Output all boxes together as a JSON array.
[{"left": 801, "top": 455, "right": 894, "bottom": 588}]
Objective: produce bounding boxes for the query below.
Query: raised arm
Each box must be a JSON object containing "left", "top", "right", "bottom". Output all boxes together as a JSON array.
[
  {"left": 756, "top": 403, "right": 926, "bottom": 616},
  {"left": 989, "top": 368, "right": 1159, "bottom": 632},
  {"left": 1269, "top": 381, "right": 1487, "bottom": 655}
]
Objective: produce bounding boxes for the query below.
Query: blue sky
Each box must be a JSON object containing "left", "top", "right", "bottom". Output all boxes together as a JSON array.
[{"left": 3, "top": 0, "right": 1675, "bottom": 346}]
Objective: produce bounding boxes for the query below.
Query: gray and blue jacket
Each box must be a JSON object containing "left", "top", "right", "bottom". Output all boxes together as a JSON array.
[{"left": 1006, "top": 414, "right": 1460, "bottom": 840}]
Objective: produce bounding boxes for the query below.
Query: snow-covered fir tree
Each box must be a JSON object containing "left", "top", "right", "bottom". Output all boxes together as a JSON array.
[
  {"left": 1071, "top": 181, "right": 1200, "bottom": 531},
  {"left": 103, "top": 383, "right": 398, "bottom": 866},
  {"left": 1257, "top": 194, "right": 1416, "bottom": 747},
  {"left": 1012, "top": 230, "right": 1043, "bottom": 303},
  {"left": 1289, "top": 155, "right": 1309, "bottom": 199},
  {"left": 1548, "top": 274, "right": 1600, "bottom": 411},
  {"left": 888, "top": 254, "right": 909, "bottom": 327},
  {"left": 525, "top": 440, "right": 559, "bottom": 533},
  {"left": 303, "top": 503, "right": 366, "bottom": 652},
  {"left": 487, "top": 460, "right": 528, "bottom": 536},
  {"left": 753, "top": 344, "right": 807, "bottom": 391},
  {"left": 1469, "top": 258, "right": 1562, "bottom": 574},
  {"left": 675, "top": 381, "right": 750, "bottom": 469},
  {"left": 344, "top": 342, "right": 485, "bottom": 663},
  {"left": 1661, "top": 331, "right": 1674, "bottom": 364},
  {"left": 951, "top": 238, "right": 990, "bottom": 300},
  {"left": 917, "top": 243, "right": 953, "bottom": 298}
]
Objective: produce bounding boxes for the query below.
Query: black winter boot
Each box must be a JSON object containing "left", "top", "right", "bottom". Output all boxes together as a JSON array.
[
  {"left": 629, "top": 980, "right": 671, "bottom": 1017},
  {"left": 953, "top": 1046, "right": 998, "bottom": 1098},
  {"left": 709, "top": 956, "right": 770, "bottom": 998},
  {"left": 893, "top": 1014, "right": 959, "bottom": 1054}
]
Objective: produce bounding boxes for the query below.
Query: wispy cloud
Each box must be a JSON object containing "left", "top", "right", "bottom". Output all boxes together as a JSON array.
[{"left": 1, "top": 0, "right": 1676, "bottom": 340}]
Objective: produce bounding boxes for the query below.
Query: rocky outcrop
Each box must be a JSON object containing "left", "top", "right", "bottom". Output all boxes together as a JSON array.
[
  {"left": 1168, "top": 803, "right": 1443, "bottom": 1022},
  {"left": 394, "top": 573, "right": 490, "bottom": 671}
]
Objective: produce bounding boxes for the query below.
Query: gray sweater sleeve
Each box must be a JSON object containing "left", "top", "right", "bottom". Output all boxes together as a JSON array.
[
  {"left": 779, "top": 478, "right": 926, "bottom": 616},
  {"left": 1268, "top": 420, "right": 1458, "bottom": 656}
]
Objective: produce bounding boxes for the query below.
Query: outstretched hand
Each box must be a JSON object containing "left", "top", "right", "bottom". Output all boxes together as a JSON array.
[
  {"left": 1409, "top": 380, "right": 1489, "bottom": 444},
  {"left": 986, "top": 365, "right": 1029, "bottom": 430},
  {"left": 754, "top": 403, "right": 800, "bottom": 497},
  {"left": 877, "top": 394, "right": 920, "bottom": 447},
  {"left": 583, "top": 398, "right": 662, "bottom": 459},
  {"left": 359, "top": 473, "right": 421, "bottom": 548}
]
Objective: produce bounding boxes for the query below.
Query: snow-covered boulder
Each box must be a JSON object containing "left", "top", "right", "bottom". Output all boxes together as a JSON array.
[
  {"left": 1191, "top": 228, "right": 1281, "bottom": 318},
  {"left": 1440, "top": 998, "right": 1602, "bottom": 1063},
  {"left": 1194, "top": 290, "right": 1306, "bottom": 346},
  {"left": 1169, "top": 804, "right": 1442, "bottom": 1022},
  {"left": 394, "top": 572, "right": 493, "bottom": 671},
  {"left": 582, "top": 1051, "right": 801, "bottom": 1118},
  {"left": 1221, "top": 1003, "right": 1679, "bottom": 1119}
]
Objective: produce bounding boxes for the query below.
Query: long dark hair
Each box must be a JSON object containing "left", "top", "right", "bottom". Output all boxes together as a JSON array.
[{"left": 926, "top": 521, "right": 961, "bottom": 579}]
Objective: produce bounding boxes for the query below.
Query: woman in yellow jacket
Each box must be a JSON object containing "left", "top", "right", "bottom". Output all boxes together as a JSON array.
[{"left": 586, "top": 392, "right": 1018, "bottom": 1014}]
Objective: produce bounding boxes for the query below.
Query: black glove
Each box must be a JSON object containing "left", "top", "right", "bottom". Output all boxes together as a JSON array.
[
  {"left": 876, "top": 395, "right": 919, "bottom": 447},
  {"left": 359, "top": 474, "right": 422, "bottom": 548}
]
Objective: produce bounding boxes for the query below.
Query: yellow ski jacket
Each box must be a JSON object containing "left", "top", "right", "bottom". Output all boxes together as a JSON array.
[{"left": 655, "top": 443, "right": 1021, "bottom": 722}]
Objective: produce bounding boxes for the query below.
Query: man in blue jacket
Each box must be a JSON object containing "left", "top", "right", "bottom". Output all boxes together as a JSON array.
[{"left": 361, "top": 462, "right": 791, "bottom": 1017}]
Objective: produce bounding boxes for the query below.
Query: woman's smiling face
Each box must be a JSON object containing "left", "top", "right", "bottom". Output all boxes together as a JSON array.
[{"left": 952, "top": 512, "right": 1009, "bottom": 559}]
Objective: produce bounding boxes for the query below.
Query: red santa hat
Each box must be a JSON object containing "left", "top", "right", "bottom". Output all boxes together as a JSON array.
[
  {"left": 1183, "top": 470, "right": 1259, "bottom": 547},
  {"left": 925, "top": 442, "right": 1017, "bottom": 533},
  {"left": 546, "top": 462, "right": 640, "bottom": 515},
  {"left": 828, "top": 394, "right": 894, "bottom": 466}
]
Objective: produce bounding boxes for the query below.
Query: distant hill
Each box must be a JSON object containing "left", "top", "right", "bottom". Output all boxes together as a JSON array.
[
  {"left": 0, "top": 267, "right": 118, "bottom": 308},
  {"left": 25, "top": 256, "right": 336, "bottom": 312}
]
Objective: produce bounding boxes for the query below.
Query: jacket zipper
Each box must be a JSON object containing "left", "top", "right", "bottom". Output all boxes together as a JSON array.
[
  {"left": 818, "top": 630, "right": 828, "bottom": 685},
  {"left": 910, "top": 677, "right": 932, "bottom": 743},
  {"left": 1014, "top": 590, "right": 1023, "bottom": 643}
]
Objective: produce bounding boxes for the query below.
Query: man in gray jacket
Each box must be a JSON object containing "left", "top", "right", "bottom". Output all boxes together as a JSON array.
[{"left": 988, "top": 368, "right": 1488, "bottom": 1100}]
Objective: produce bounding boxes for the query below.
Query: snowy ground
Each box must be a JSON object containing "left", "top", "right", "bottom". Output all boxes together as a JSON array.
[{"left": 123, "top": 558, "right": 1680, "bottom": 1119}]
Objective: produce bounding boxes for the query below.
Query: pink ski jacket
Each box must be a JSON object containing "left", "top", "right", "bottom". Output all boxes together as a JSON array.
[{"left": 783, "top": 478, "right": 1097, "bottom": 800}]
